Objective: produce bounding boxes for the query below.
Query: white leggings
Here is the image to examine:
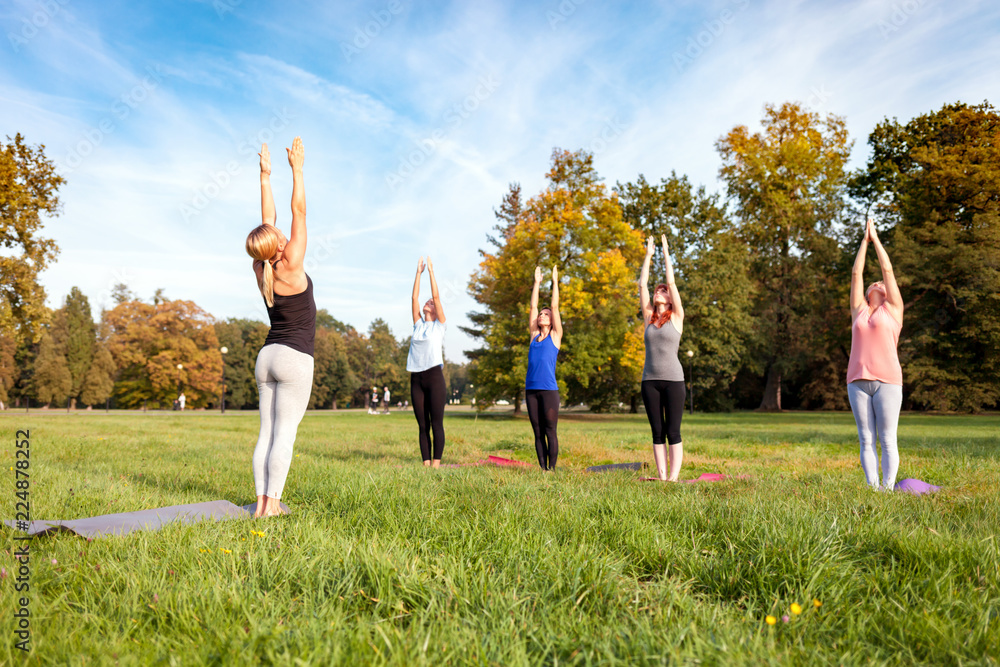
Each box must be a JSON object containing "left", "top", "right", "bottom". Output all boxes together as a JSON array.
[
  {"left": 254, "top": 344, "right": 314, "bottom": 499},
  {"left": 847, "top": 380, "right": 902, "bottom": 490}
]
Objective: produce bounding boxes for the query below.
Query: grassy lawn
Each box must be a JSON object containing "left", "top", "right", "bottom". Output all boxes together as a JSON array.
[{"left": 1, "top": 409, "right": 998, "bottom": 665}]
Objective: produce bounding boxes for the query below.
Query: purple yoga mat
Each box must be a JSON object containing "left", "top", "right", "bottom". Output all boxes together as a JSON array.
[
  {"left": 894, "top": 478, "right": 941, "bottom": 495},
  {"left": 4, "top": 500, "right": 290, "bottom": 539}
]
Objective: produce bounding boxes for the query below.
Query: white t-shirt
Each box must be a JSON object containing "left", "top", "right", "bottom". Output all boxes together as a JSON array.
[{"left": 406, "top": 319, "right": 446, "bottom": 372}]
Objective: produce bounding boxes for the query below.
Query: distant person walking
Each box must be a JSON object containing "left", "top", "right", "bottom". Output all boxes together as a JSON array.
[
  {"left": 638, "top": 235, "right": 686, "bottom": 482},
  {"left": 848, "top": 217, "right": 904, "bottom": 490},
  {"left": 407, "top": 257, "right": 447, "bottom": 467},
  {"left": 383, "top": 386, "right": 391, "bottom": 414},
  {"left": 244, "top": 138, "right": 315, "bottom": 517},
  {"left": 525, "top": 265, "right": 563, "bottom": 471},
  {"left": 178, "top": 392, "right": 186, "bottom": 411}
]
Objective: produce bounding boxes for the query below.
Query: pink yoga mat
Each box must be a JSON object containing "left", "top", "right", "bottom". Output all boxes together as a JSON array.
[{"left": 639, "top": 473, "right": 739, "bottom": 482}]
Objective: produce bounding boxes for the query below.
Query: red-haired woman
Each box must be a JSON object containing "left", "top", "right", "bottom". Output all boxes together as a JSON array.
[
  {"left": 244, "top": 138, "right": 315, "bottom": 517},
  {"left": 639, "top": 235, "right": 686, "bottom": 481}
]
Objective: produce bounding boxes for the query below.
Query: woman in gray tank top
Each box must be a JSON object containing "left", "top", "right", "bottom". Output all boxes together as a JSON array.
[{"left": 639, "top": 235, "right": 686, "bottom": 481}]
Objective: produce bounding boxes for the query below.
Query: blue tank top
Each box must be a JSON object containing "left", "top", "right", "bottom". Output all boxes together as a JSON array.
[{"left": 525, "top": 334, "right": 559, "bottom": 391}]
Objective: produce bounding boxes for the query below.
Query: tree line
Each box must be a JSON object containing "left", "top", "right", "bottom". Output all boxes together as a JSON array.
[
  {"left": 3, "top": 99, "right": 998, "bottom": 412},
  {"left": 1, "top": 281, "right": 469, "bottom": 410},
  {"left": 465, "top": 100, "right": 1000, "bottom": 413}
]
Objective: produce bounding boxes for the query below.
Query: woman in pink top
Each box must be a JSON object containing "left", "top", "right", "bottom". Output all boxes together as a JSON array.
[{"left": 848, "top": 217, "right": 904, "bottom": 490}]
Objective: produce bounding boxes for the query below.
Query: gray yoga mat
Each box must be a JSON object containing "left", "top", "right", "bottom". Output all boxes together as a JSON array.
[
  {"left": 3, "top": 500, "right": 290, "bottom": 539},
  {"left": 585, "top": 462, "right": 646, "bottom": 473}
]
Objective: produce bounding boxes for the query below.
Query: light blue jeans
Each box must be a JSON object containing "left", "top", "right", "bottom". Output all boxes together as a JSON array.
[{"left": 847, "top": 380, "right": 903, "bottom": 490}]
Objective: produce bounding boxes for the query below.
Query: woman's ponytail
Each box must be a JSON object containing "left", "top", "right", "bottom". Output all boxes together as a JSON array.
[{"left": 246, "top": 225, "right": 280, "bottom": 307}]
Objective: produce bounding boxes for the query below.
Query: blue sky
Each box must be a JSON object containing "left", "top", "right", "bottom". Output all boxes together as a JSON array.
[{"left": 2, "top": 0, "right": 998, "bottom": 359}]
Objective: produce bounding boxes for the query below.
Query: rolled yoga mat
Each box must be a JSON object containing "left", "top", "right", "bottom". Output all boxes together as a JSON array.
[{"left": 4, "top": 500, "right": 291, "bottom": 539}]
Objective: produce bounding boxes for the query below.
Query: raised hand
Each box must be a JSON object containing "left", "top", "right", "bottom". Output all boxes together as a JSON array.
[
  {"left": 552, "top": 265, "right": 558, "bottom": 283},
  {"left": 259, "top": 144, "right": 271, "bottom": 176},
  {"left": 417, "top": 257, "right": 426, "bottom": 274},
  {"left": 661, "top": 234, "right": 669, "bottom": 253},
  {"left": 867, "top": 217, "right": 880, "bottom": 244},
  {"left": 646, "top": 237, "right": 655, "bottom": 257},
  {"left": 286, "top": 136, "right": 304, "bottom": 170},
  {"left": 427, "top": 256, "right": 435, "bottom": 273},
  {"left": 534, "top": 266, "right": 542, "bottom": 283}
]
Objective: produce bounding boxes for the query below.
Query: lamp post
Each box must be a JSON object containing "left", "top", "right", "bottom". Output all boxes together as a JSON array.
[
  {"left": 686, "top": 350, "right": 694, "bottom": 415},
  {"left": 220, "top": 347, "right": 228, "bottom": 414},
  {"left": 176, "top": 363, "right": 183, "bottom": 410}
]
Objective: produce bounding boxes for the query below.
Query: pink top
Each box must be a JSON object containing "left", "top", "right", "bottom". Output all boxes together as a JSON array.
[{"left": 847, "top": 304, "right": 902, "bottom": 385}]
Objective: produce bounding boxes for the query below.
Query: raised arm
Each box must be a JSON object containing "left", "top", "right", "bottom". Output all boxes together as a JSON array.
[
  {"left": 427, "top": 256, "right": 446, "bottom": 324},
  {"left": 259, "top": 144, "right": 275, "bottom": 227},
  {"left": 868, "top": 218, "right": 903, "bottom": 324},
  {"left": 550, "top": 265, "right": 563, "bottom": 346},
  {"left": 850, "top": 220, "right": 869, "bottom": 321},
  {"left": 281, "top": 137, "right": 307, "bottom": 269},
  {"left": 662, "top": 235, "right": 683, "bottom": 322},
  {"left": 529, "top": 266, "right": 541, "bottom": 336},
  {"left": 412, "top": 257, "right": 424, "bottom": 324},
  {"left": 640, "top": 236, "right": 654, "bottom": 323}
]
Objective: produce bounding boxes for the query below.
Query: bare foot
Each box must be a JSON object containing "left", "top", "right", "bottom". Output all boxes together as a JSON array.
[
  {"left": 431, "top": 459, "right": 441, "bottom": 469},
  {"left": 423, "top": 460, "right": 431, "bottom": 467},
  {"left": 253, "top": 494, "right": 266, "bottom": 518},
  {"left": 261, "top": 496, "right": 287, "bottom": 517}
]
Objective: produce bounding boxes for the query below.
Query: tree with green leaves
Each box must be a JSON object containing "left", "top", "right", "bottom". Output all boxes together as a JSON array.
[
  {"left": 214, "top": 317, "right": 270, "bottom": 409},
  {"left": 851, "top": 101, "right": 1000, "bottom": 411},
  {"left": 50, "top": 287, "right": 97, "bottom": 409},
  {"left": 32, "top": 332, "right": 71, "bottom": 407},
  {"left": 79, "top": 344, "right": 115, "bottom": 408},
  {"left": 616, "top": 173, "right": 755, "bottom": 411},
  {"left": 0, "top": 134, "right": 63, "bottom": 345},
  {"left": 468, "top": 149, "right": 644, "bottom": 410},
  {"left": 716, "top": 102, "right": 852, "bottom": 410}
]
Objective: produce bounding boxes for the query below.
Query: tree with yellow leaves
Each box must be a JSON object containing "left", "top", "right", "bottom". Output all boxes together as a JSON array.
[{"left": 467, "top": 149, "right": 644, "bottom": 411}]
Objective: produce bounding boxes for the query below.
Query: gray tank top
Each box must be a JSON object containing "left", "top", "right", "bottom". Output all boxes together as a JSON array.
[{"left": 642, "top": 319, "right": 685, "bottom": 381}]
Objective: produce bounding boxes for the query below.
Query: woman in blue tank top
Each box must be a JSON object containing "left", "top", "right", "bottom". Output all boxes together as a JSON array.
[{"left": 525, "top": 265, "right": 563, "bottom": 470}]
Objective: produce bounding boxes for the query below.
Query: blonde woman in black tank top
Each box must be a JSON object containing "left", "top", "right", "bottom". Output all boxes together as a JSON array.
[
  {"left": 244, "top": 138, "right": 316, "bottom": 517},
  {"left": 639, "top": 235, "right": 686, "bottom": 481}
]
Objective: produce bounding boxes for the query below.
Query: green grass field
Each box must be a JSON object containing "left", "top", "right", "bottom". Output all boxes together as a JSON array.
[{"left": 1, "top": 409, "right": 998, "bottom": 665}]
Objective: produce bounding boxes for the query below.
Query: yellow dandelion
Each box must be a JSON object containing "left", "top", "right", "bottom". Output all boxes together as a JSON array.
[
  {"left": 765, "top": 616, "right": 776, "bottom": 626},
  {"left": 790, "top": 603, "right": 802, "bottom": 615},
  {"left": 814, "top": 599, "right": 822, "bottom": 608}
]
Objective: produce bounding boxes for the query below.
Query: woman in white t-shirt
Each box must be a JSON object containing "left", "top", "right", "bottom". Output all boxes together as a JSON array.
[{"left": 406, "top": 257, "right": 447, "bottom": 468}]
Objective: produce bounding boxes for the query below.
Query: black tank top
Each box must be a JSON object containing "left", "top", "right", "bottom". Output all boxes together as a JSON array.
[{"left": 263, "top": 274, "right": 316, "bottom": 357}]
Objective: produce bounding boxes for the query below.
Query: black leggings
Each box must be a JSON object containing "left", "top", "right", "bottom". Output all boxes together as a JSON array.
[
  {"left": 411, "top": 366, "right": 446, "bottom": 461},
  {"left": 641, "top": 380, "right": 685, "bottom": 445},
  {"left": 525, "top": 389, "right": 560, "bottom": 470}
]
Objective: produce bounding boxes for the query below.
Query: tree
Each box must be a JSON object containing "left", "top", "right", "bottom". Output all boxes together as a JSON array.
[
  {"left": 310, "top": 311, "right": 357, "bottom": 409},
  {"left": 50, "top": 287, "right": 97, "bottom": 408},
  {"left": 851, "top": 101, "right": 1000, "bottom": 411},
  {"left": 468, "top": 149, "right": 644, "bottom": 410},
  {"left": 105, "top": 298, "right": 223, "bottom": 408},
  {"left": 716, "top": 102, "right": 852, "bottom": 410},
  {"left": 79, "top": 344, "right": 115, "bottom": 407},
  {"left": 0, "top": 334, "right": 15, "bottom": 408},
  {"left": 32, "top": 332, "right": 71, "bottom": 407},
  {"left": 0, "top": 134, "right": 63, "bottom": 345},
  {"left": 616, "top": 173, "right": 755, "bottom": 411},
  {"left": 215, "top": 317, "right": 270, "bottom": 410}
]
